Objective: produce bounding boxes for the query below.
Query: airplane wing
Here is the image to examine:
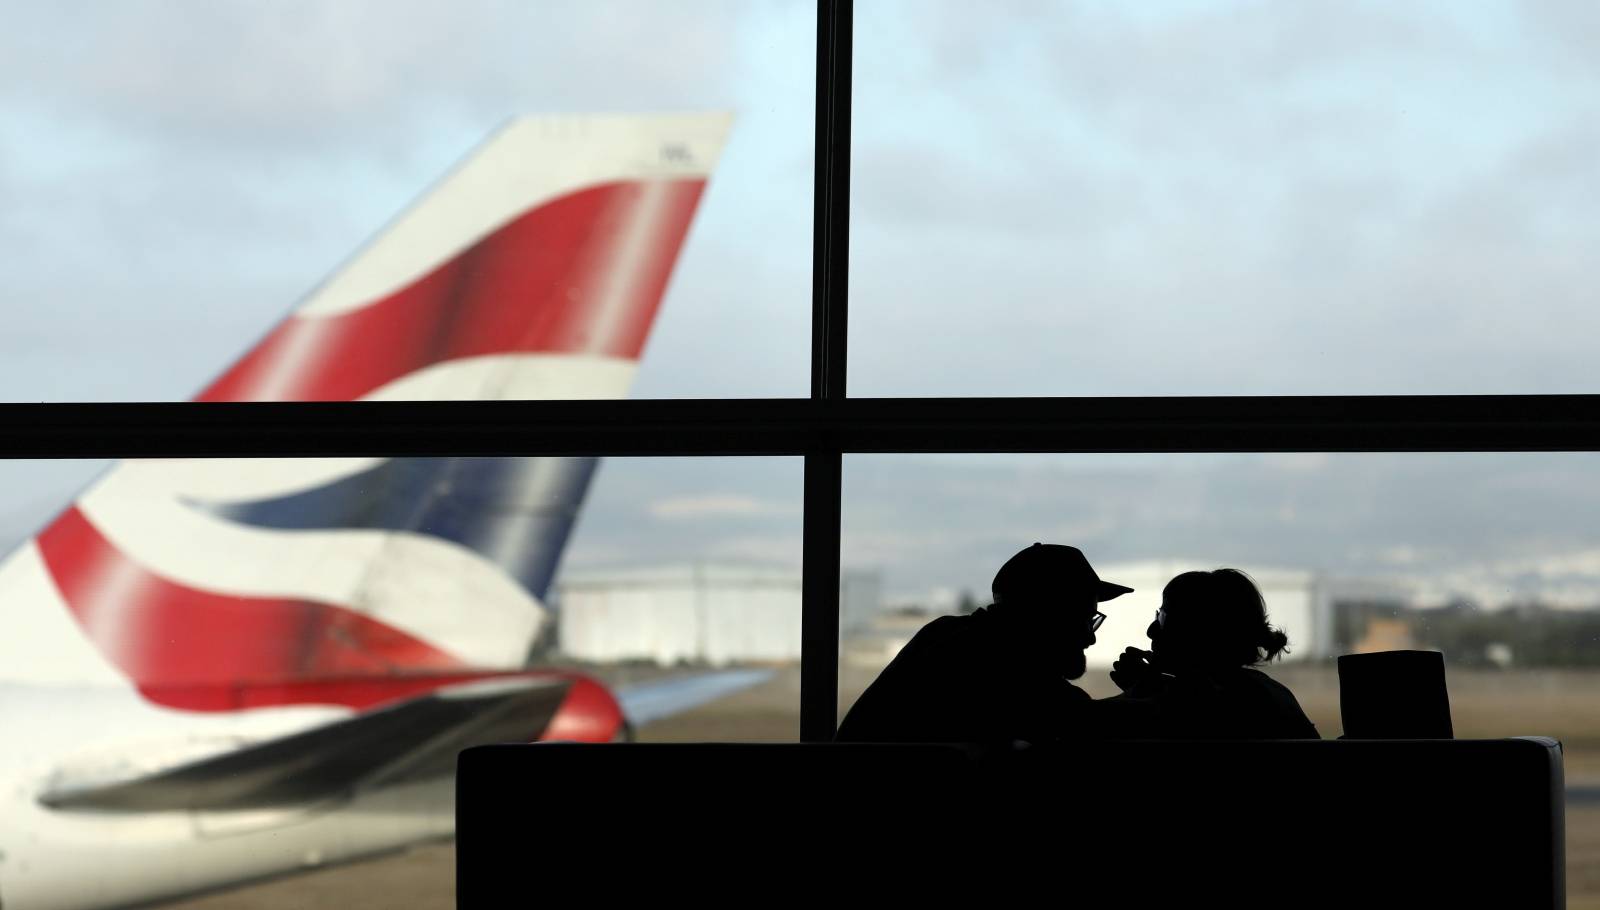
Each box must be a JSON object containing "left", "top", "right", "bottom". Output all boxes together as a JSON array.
[
  {"left": 39, "top": 669, "right": 775, "bottom": 813},
  {"left": 616, "top": 668, "right": 775, "bottom": 728},
  {"left": 39, "top": 676, "right": 572, "bottom": 813}
]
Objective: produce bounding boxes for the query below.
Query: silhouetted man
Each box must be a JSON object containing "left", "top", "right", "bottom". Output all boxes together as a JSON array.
[{"left": 835, "top": 543, "right": 1132, "bottom": 743}]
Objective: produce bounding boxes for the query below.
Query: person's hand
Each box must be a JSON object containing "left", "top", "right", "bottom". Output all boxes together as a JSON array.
[{"left": 1110, "top": 646, "right": 1157, "bottom": 694}]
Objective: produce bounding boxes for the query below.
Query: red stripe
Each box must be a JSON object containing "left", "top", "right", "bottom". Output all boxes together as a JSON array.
[
  {"left": 198, "top": 179, "right": 706, "bottom": 402},
  {"left": 37, "top": 506, "right": 468, "bottom": 711}
]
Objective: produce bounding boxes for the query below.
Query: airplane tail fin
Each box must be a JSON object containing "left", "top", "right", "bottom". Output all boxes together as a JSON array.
[
  {"left": 1, "top": 113, "right": 732, "bottom": 707},
  {"left": 197, "top": 114, "right": 730, "bottom": 403}
]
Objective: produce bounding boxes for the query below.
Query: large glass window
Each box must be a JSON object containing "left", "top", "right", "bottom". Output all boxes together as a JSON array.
[
  {"left": 4, "top": 2, "right": 1594, "bottom": 907},
  {"left": 0, "top": 455, "right": 801, "bottom": 908},
  {"left": 0, "top": 1, "right": 813, "bottom": 403},
  {"left": 850, "top": 0, "right": 1600, "bottom": 396},
  {"left": 840, "top": 452, "right": 1600, "bottom": 728},
  {"left": 839, "top": 451, "right": 1600, "bottom": 902}
]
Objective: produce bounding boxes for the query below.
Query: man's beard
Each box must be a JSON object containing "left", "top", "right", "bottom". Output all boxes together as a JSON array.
[{"left": 1061, "top": 650, "right": 1088, "bottom": 680}]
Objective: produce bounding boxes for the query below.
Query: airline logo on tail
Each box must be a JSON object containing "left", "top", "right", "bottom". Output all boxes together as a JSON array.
[{"left": 0, "top": 113, "right": 734, "bottom": 710}]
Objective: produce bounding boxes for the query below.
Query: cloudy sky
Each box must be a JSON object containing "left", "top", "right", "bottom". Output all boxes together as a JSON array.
[{"left": 2, "top": 1, "right": 1598, "bottom": 606}]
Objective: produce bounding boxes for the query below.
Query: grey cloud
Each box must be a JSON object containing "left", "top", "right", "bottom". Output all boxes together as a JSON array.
[
  {"left": 564, "top": 457, "right": 804, "bottom": 571},
  {"left": 852, "top": 134, "right": 1141, "bottom": 240},
  {"left": 844, "top": 4, "right": 1586, "bottom": 396},
  {"left": 1, "top": 1, "right": 750, "bottom": 155},
  {"left": 1025, "top": 1, "right": 1479, "bottom": 135},
  {"left": 1518, "top": 1, "right": 1600, "bottom": 75},
  {"left": 863, "top": 1, "right": 1475, "bottom": 157},
  {"left": 848, "top": 34, "right": 1600, "bottom": 397}
]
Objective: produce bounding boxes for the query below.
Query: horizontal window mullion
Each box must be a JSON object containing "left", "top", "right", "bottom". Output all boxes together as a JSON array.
[{"left": 0, "top": 396, "right": 1597, "bottom": 458}]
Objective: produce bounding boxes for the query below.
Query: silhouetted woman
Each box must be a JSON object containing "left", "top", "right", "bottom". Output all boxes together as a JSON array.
[{"left": 1109, "top": 568, "right": 1319, "bottom": 739}]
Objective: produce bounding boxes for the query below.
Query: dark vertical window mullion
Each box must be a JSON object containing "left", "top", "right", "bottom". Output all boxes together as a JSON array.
[
  {"left": 801, "top": 448, "right": 844, "bottom": 741},
  {"left": 800, "top": 0, "right": 852, "bottom": 743}
]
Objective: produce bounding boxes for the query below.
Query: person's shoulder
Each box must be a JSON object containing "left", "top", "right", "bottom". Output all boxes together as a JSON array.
[
  {"left": 926, "top": 613, "right": 974, "bottom": 631},
  {"left": 884, "top": 614, "right": 970, "bottom": 662},
  {"left": 1228, "top": 667, "right": 1305, "bottom": 705},
  {"left": 895, "top": 613, "right": 989, "bottom": 665},
  {"left": 1238, "top": 667, "right": 1296, "bottom": 695},
  {"left": 1238, "top": 668, "right": 1321, "bottom": 737},
  {"left": 911, "top": 612, "right": 977, "bottom": 642}
]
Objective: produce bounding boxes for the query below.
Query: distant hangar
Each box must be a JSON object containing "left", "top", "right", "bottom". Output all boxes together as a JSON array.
[{"left": 556, "top": 563, "right": 881, "bottom": 666}]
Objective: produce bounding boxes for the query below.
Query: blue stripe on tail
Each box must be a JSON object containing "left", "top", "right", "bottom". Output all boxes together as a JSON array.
[{"left": 192, "top": 457, "right": 598, "bottom": 602}]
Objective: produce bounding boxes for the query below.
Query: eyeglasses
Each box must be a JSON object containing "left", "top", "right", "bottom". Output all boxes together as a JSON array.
[
  {"left": 1153, "top": 608, "right": 1168, "bottom": 628},
  {"left": 1090, "top": 611, "right": 1106, "bottom": 632}
]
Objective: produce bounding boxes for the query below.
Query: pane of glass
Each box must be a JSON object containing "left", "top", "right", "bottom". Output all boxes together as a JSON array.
[
  {"left": 0, "top": 454, "right": 800, "bottom": 908},
  {"left": 559, "top": 456, "right": 806, "bottom": 743},
  {"left": 1, "top": 1, "right": 811, "bottom": 402},
  {"left": 841, "top": 452, "right": 1600, "bottom": 895},
  {"left": 851, "top": 2, "right": 1600, "bottom": 395}
]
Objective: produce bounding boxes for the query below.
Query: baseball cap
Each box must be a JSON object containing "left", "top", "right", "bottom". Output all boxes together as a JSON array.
[{"left": 991, "top": 543, "right": 1133, "bottom": 606}]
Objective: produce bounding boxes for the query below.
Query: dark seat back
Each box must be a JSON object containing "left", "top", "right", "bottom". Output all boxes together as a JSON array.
[{"left": 458, "top": 738, "right": 1563, "bottom": 907}]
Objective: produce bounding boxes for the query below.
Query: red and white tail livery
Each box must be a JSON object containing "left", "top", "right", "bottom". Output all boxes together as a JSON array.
[{"left": 0, "top": 113, "right": 754, "bottom": 910}]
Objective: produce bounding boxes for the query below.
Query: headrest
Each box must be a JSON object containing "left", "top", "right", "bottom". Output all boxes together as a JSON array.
[{"left": 1338, "top": 650, "right": 1454, "bottom": 739}]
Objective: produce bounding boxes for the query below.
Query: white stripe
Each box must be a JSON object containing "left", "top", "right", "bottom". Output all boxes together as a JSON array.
[
  {"left": 76, "top": 476, "right": 545, "bottom": 669},
  {"left": 0, "top": 544, "right": 128, "bottom": 687},
  {"left": 73, "top": 542, "right": 149, "bottom": 659},
  {"left": 587, "top": 180, "right": 678, "bottom": 355},
  {"left": 298, "top": 113, "right": 732, "bottom": 319},
  {"left": 363, "top": 352, "right": 636, "bottom": 402},
  {"left": 244, "top": 318, "right": 328, "bottom": 402},
  {"left": 141, "top": 457, "right": 382, "bottom": 502}
]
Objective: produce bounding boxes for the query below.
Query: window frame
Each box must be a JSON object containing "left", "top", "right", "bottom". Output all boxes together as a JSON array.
[{"left": 4, "top": 0, "right": 1598, "bottom": 741}]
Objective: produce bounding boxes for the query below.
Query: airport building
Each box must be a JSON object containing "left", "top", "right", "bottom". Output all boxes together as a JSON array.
[{"left": 556, "top": 564, "right": 882, "bottom": 666}]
